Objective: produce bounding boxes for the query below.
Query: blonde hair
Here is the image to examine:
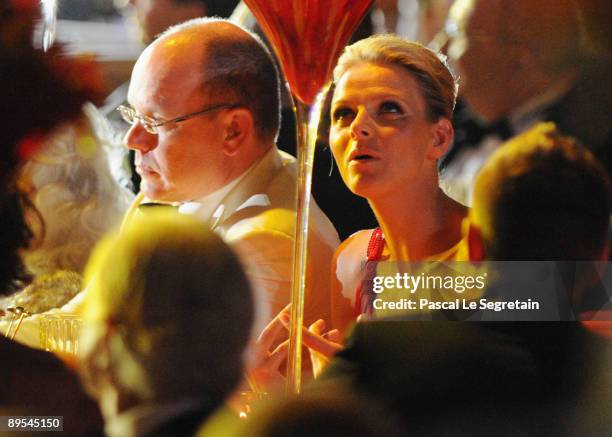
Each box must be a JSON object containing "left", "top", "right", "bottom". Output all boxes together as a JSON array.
[
  {"left": 83, "top": 210, "right": 253, "bottom": 402},
  {"left": 333, "top": 34, "right": 458, "bottom": 121},
  {"left": 21, "top": 104, "right": 133, "bottom": 275}
]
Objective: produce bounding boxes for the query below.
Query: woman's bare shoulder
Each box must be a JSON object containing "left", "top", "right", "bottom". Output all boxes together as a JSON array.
[
  {"left": 335, "top": 229, "right": 376, "bottom": 260},
  {"left": 332, "top": 229, "right": 377, "bottom": 292}
]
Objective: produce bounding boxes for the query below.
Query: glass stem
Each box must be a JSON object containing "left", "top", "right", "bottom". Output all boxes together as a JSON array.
[
  {"left": 285, "top": 87, "right": 330, "bottom": 395},
  {"left": 286, "top": 99, "right": 314, "bottom": 395}
]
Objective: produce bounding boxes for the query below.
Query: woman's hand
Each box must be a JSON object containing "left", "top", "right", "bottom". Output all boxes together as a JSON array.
[
  {"left": 278, "top": 315, "right": 343, "bottom": 378},
  {"left": 305, "top": 319, "right": 343, "bottom": 378}
]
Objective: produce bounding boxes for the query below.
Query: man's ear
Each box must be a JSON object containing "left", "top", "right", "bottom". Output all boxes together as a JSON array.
[
  {"left": 467, "top": 223, "right": 486, "bottom": 261},
  {"left": 427, "top": 117, "right": 454, "bottom": 160},
  {"left": 222, "top": 108, "right": 253, "bottom": 156}
]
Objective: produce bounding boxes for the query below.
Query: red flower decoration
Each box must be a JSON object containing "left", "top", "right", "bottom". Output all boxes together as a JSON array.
[{"left": 16, "top": 132, "right": 46, "bottom": 161}]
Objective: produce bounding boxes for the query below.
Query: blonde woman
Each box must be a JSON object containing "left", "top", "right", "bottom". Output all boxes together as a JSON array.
[
  {"left": 261, "top": 35, "right": 470, "bottom": 377},
  {"left": 328, "top": 34, "right": 468, "bottom": 335}
]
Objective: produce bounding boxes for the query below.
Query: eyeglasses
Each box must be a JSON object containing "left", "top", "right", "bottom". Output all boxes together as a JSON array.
[{"left": 118, "top": 103, "right": 241, "bottom": 134}]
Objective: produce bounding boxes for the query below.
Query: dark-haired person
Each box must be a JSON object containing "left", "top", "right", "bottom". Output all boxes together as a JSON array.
[
  {"left": 0, "top": 0, "right": 103, "bottom": 433},
  {"left": 468, "top": 122, "right": 610, "bottom": 262},
  {"left": 467, "top": 122, "right": 612, "bottom": 319}
]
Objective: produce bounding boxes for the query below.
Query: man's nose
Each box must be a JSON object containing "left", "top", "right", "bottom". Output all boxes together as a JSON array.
[
  {"left": 124, "top": 122, "right": 157, "bottom": 153},
  {"left": 350, "top": 108, "right": 374, "bottom": 140}
]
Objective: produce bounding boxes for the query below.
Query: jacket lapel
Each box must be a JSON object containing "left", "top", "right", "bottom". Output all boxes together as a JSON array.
[{"left": 209, "top": 147, "right": 282, "bottom": 232}]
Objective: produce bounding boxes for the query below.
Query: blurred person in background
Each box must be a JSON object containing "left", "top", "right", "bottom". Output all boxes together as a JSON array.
[
  {"left": 467, "top": 122, "right": 612, "bottom": 317},
  {"left": 120, "top": 0, "right": 239, "bottom": 44},
  {"left": 20, "top": 104, "right": 133, "bottom": 278},
  {"left": 415, "top": 0, "right": 454, "bottom": 45},
  {"left": 79, "top": 211, "right": 254, "bottom": 437},
  {"left": 0, "top": 104, "right": 133, "bottom": 318},
  {"left": 0, "top": 0, "right": 104, "bottom": 433},
  {"left": 439, "top": 0, "right": 612, "bottom": 204},
  {"left": 229, "top": 386, "right": 405, "bottom": 437},
  {"left": 468, "top": 123, "right": 610, "bottom": 263}
]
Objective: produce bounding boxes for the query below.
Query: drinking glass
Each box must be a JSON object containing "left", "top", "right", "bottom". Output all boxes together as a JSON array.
[{"left": 39, "top": 314, "right": 82, "bottom": 356}]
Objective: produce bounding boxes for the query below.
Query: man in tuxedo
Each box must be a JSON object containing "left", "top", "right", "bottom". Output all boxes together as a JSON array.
[
  {"left": 121, "top": 18, "right": 339, "bottom": 333},
  {"left": 439, "top": 0, "right": 612, "bottom": 204},
  {"left": 321, "top": 124, "right": 611, "bottom": 435}
]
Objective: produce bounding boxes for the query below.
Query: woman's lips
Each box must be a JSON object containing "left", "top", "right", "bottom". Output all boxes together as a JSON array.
[{"left": 348, "top": 149, "right": 380, "bottom": 166}]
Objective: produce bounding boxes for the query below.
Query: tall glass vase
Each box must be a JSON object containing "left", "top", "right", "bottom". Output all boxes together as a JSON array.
[{"left": 243, "top": 0, "right": 374, "bottom": 394}]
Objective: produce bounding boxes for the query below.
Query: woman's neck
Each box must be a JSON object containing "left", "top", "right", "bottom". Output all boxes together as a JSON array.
[{"left": 369, "top": 183, "right": 466, "bottom": 261}]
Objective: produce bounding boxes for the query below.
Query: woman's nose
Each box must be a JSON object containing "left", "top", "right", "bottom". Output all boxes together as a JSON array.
[
  {"left": 350, "top": 108, "right": 374, "bottom": 140},
  {"left": 124, "top": 122, "right": 157, "bottom": 153}
]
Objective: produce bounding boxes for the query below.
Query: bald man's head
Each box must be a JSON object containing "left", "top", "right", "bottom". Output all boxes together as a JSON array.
[
  {"left": 156, "top": 19, "right": 281, "bottom": 143},
  {"left": 125, "top": 19, "right": 281, "bottom": 202}
]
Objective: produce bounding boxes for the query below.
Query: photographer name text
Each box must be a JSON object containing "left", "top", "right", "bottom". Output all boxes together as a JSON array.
[{"left": 373, "top": 297, "right": 540, "bottom": 312}]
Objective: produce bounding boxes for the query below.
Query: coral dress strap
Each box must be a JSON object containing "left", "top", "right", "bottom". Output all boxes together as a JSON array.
[
  {"left": 366, "top": 227, "right": 385, "bottom": 261},
  {"left": 355, "top": 228, "right": 385, "bottom": 316}
]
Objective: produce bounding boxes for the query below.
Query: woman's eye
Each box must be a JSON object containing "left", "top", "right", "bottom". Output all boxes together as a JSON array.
[
  {"left": 379, "top": 101, "right": 403, "bottom": 115},
  {"left": 332, "top": 107, "right": 354, "bottom": 123}
]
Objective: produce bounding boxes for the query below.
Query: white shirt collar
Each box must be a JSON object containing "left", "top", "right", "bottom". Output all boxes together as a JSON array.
[
  {"left": 178, "top": 147, "right": 276, "bottom": 226},
  {"left": 178, "top": 173, "right": 244, "bottom": 223}
]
